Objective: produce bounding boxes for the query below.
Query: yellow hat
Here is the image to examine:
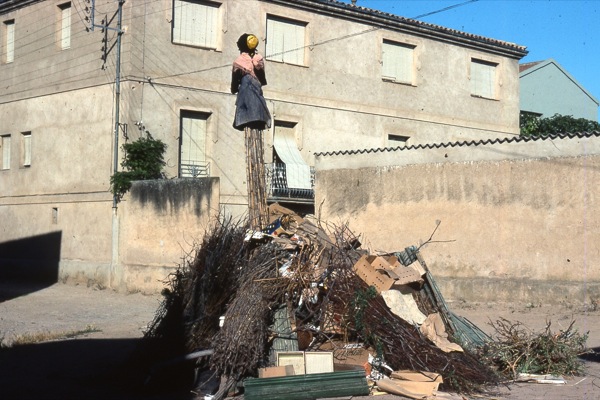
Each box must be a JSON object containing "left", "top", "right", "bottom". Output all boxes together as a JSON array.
[{"left": 247, "top": 34, "right": 259, "bottom": 50}]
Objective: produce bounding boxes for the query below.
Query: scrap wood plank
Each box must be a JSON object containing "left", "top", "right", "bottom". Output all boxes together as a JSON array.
[{"left": 244, "top": 370, "right": 370, "bottom": 400}]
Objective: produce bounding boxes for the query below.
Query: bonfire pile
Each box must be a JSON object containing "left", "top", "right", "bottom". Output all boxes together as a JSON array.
[{"left": 140, "top": 205, "right": 510, "bottom": 398}]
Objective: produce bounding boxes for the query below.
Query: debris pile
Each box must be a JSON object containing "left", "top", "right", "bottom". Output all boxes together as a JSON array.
[
  {"left": 142, "top": 205, "right": 501, "bottom": 399},
  {"left": 479, "top": 318, "right": 589, "bottom": 379}
]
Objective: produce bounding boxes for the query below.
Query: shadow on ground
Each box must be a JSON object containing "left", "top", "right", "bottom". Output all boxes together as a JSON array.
[
  {"left": 0, "top": 337, "right": 197, "bottom": 400},
  {"left": 0, "top": 231, "right": 63, "bottom": 302},
  {"left": 580, "top": 346, "right": 600, "bottom": 363}
]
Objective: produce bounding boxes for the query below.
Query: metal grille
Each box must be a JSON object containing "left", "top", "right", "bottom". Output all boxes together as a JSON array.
[
  {"left": 265, "top": 163, "right": 314, "bottom": 201},
  {"left": 180, "top": 161, "right": 210, "bottom": 178}
]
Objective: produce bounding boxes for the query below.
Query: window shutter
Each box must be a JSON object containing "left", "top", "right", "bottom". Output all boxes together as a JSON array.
[
  {"left": 23, "top": 133, "right": 31, "bottom": 166},
  {"left": 173, "top": 0, "right": 218, "bottom": 48},
  {"left": 267, "top": 17, "right": 305, "bottom": 65},
  {"left": 2, "top": 136, "right": 11, "bottom": 169},
  {"left": 471, "top": 60, "right": 496, "bottom": 98},
  {"left": 382, "top": 41, "right": 413, "bottom": 84},
  {"left": 180, "top": 114, "right": 207, "bottom": 177},
  {"left": 61, "top": 5, "right": 71, "bottom": 49},
  {"left": 6, "top": 21, "right": 15, "bottom": 63}
]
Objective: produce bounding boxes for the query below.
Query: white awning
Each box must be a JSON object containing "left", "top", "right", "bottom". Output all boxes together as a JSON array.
[{"left": 273, "top": 130, "right": 311, "bottom": 190}]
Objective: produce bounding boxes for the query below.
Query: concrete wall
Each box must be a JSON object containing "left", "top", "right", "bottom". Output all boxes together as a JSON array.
[
  {"left": 117, "top": 178, "right": 220, "bottom": 293},
  {"left": 0, "top": 177, "right": 219, "bottom": 292},
  {"left": 315, "top": 135, "right": 600, "bottom": 306}
]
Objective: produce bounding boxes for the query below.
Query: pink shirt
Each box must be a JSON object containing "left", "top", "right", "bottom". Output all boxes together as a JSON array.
[{"left": 232, "top": 53, "right": 265, "bottom": 79}]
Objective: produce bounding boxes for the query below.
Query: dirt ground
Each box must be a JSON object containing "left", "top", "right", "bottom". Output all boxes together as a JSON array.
[{"left": 0, "top": 281, "right": 598, "bottom": 400}]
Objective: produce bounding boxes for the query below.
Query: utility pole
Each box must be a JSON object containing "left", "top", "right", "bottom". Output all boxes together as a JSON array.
[
  {"left": 85, "top": 0, "right": 126, "bottom": 287},
  {"left": 87, "top": 0, "right": 126, "bottom": 208}
]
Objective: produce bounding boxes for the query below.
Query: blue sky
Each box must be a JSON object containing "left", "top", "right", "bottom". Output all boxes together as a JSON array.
[{"left": 344, "top": 0, "right": 599, "bottom": 105}]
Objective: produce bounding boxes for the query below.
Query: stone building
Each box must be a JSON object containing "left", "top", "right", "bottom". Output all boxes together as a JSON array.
[{"left": 0, "top": 0, "right": 527, "bottom": 290}]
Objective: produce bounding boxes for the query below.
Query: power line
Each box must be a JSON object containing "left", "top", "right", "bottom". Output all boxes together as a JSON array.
[{"left": 410, "top": 0, "right": 479, "bottom": 19}]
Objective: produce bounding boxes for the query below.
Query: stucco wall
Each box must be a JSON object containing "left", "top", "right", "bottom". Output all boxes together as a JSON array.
[
  {"left": 117, "top": 178, "right": 220, "bottom": 293},
  {"left": 315, "top": 135, "right": 600, "bottom": 305}
]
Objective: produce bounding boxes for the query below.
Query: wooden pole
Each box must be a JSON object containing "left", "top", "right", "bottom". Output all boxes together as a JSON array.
[{"left": 244, "top": 127, "right": 268, "bottom": 230}]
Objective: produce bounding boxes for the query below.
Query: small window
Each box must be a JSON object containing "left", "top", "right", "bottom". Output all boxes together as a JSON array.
[
  {"left": 387, "top": 134, "right": 410, "bottom": 148},
  {"left": 172, "top": 0, "right": 220, "bottom": 49},
  {"left": 4, "top": 20, "right": 15, "bottom": 63},
  {"left": 1, "top": 134, "right": 11, "bottom": 170},
  {"left": 21, "top": 132, "right": 31, "bottom": 167},
  {"left": 180, "top": 111, "right": 210, "bottom": 178},
  {"left": 471, "top": 59, "right": 497, "bottom": 99},
  {"left": 59, "top": 3, "right": 71, "bottom": 50},
  {"left": 382, "top": 40, "right": 414, "bottom": 84},
  {"left": 266, "top": 16, "right": 306, "bottom": 66}
]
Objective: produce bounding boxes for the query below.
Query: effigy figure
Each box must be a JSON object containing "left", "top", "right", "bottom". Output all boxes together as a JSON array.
[
  {"left": 231, "top": 33, "right": 271, "bottom": 131},
  {"left": 231, "top": 33, "right": 270, "bottom": 229}
]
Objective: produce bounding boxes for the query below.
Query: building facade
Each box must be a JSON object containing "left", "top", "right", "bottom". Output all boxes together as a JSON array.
[
  {"left": 520, "top": 58, "right": 599, "bottom": 121},
  {"left": 0, "top": 0, "right": 527, "bottom": 288}
]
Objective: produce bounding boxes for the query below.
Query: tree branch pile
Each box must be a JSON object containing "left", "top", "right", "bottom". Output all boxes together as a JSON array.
[
  {"left": 479, "top": 318, "right": 589, "bottom": 379},
  {"left": 141, "top": 210, "right": 500, "bottom": 397}
]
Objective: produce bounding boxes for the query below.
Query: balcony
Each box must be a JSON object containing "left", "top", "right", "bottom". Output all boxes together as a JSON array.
[
  {"left": 180, "top": 161, "right": 210, "bottom": 178},
  {"left": 265, "top": 163, "right": 315, "bottom": 204}
]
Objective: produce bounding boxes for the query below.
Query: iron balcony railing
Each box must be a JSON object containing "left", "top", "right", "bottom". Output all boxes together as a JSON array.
[
  {"left": 265, "top": 163, "right": 315, "bottom": 202},
  {"left": 180, "top": 161, "right": 210, "bottom": 178}
]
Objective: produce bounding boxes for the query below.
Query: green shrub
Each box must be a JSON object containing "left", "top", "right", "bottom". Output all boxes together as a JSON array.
[{"left": 110, "top": 136, "right": 167, "bottom": 202}]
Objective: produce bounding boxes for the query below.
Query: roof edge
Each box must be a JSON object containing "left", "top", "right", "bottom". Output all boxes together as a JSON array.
[
  {"left": 315, "top": 131, "right": 600, "bottom": 157},
  {"left": 264, "top": 0, "right": 528, "bottom": 60}
]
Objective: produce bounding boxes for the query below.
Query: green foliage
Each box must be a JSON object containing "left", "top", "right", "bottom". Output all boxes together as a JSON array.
[
  {"left": 479, "top": 318, "right": 588, "bottom": 379},
  {"left": 520, "top": 113, "right": 600, "bottom": 136},
  {"left": 110, "top": 136, "right": 167, "bottom": 202}
]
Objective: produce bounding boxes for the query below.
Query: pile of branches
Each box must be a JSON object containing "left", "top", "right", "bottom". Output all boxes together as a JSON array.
[
  {"left": 141, "top": 213, "right": 499, "bottom": 397},
  {"left": 478, "top": 318, "right": 589, "bottom": 379}
]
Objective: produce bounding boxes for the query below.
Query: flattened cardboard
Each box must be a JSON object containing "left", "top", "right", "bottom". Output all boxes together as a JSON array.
[
  {"left": 353, "top": 255, "right": 423, "bottom": 293},
  {"left": 258, "top": 365, "right": 295, "bottom": 378}
]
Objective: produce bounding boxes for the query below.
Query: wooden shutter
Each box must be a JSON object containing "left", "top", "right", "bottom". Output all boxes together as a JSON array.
[
  {"left": 471, "top": 59, "right": 496, "bottom": 98},
  {"left": 382, "top": 41, "right": 413, "bottom": 84},
  {"left": 173, "top": 0, "right": 218, "bottom": 48},
  {"left": 266, "top": 17, "right": 305, "bottom": 65}
]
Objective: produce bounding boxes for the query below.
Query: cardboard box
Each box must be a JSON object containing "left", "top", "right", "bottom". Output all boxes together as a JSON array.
[
  {"left": 353, "top": 255, "right": 422, "bottom": 293},
  {"left": 258, "top": 365, "right": 295, "bottom": 378}
]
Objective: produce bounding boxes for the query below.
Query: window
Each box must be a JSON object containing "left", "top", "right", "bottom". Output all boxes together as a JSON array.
[
  {"left": 387, "top": 134, "right": 410, "bottom": 148},
  {"left": 59, "top": 3, "right": 71, "bottom": 50},
  {"left": 471, "top": 59, "right": 497, "bottom": 99},
  {"left": 179, "top": 111, "right": 209, "bottom": 178},
  {"left": 1, "top": 134, "right": 11, "bottom": 170},
  {"left": 4, "top": 20, "right": 15, "bottom": 63},
  {"left": 272, "top": 121, "right": 312, "bottom": 192},
  {"left": 21, "top": 132, "right": 31, "bottom": 167},
  {"left": 382, "top": 40, "right": 414, "bottom": 84},
  {"left": 172, "top": 0, "right": 219, "bottom": 49},
  {"left": 266, "top": 16, "right": 306, "bottom": 65}
]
